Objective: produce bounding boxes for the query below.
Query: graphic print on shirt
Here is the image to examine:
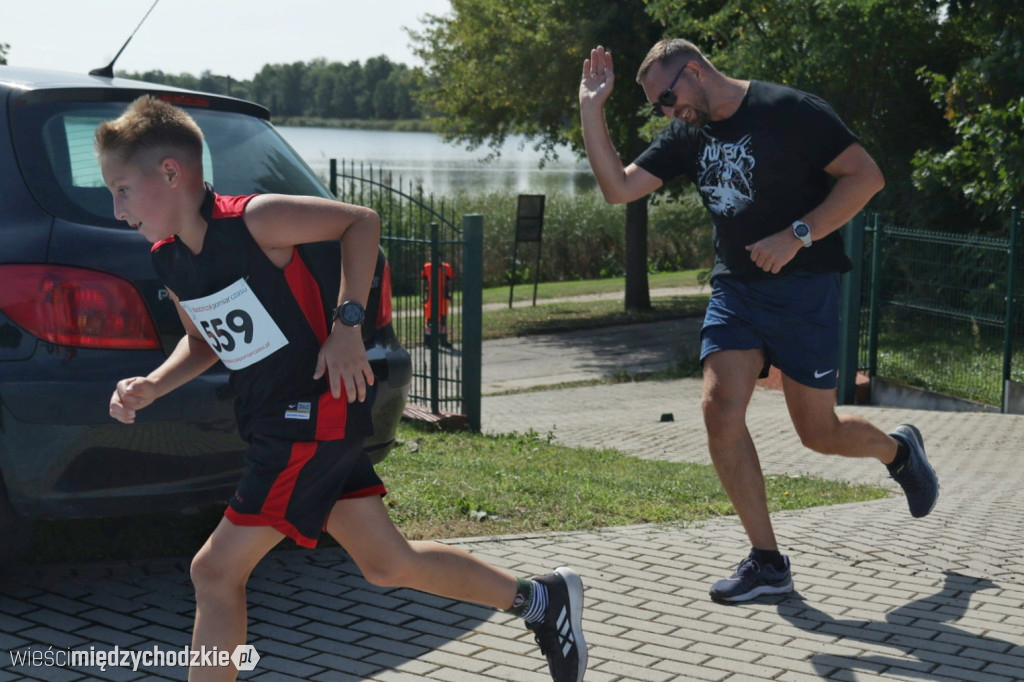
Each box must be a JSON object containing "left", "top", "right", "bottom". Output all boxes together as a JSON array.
[{"left": 697, "top": 134, "right": 755, "bottom": 218}]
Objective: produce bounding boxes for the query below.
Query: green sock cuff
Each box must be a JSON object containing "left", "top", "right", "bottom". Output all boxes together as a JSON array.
[{"left": 506, "top": 577, "right": 533, "bottom": 616}]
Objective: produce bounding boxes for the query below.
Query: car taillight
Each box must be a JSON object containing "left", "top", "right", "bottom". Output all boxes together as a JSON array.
[
  {"left": 0, "top": 265, "right": 161, "bottom": 350},
  {"left": 377, "top": 261, "right": 393, "bottom": 329},
  {"left": 158, "top": 93, "right": 210, "bottom": 108}
]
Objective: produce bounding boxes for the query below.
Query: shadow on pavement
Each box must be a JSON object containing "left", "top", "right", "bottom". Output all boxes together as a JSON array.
[
  {"left": 0, "top": 547, "right": 492, "bottom": 680},
  {"left": 776, "top": 571, "right": 1022, "bottom": 680}
]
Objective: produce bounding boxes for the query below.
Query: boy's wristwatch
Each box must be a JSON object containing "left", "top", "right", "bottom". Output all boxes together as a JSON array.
[
  {"left": 333, "top": 301, "right": 365, "bottom": 327},
  {"left": 792, "top": 220, "right": 813, "bottom": 248}
]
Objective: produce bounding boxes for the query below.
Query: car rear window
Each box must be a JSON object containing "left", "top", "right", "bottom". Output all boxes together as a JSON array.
[
  {"left": 55, "top": 113, "right": 216, "bottom": 188},
  {"left": 11, "top": 96, "right": 331, "bottom": 227}
]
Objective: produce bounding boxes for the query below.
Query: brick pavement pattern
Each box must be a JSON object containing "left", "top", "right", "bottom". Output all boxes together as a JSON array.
[{"left": 2, "top": 321, "right": 1023, "bottom": 681}]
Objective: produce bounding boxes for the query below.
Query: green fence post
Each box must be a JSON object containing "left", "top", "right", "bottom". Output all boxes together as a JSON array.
[
  {"left": 329, "top": 158, "right": 337, "bottom": 197},
  {"left": 838, "top": 212, "right": 866, "bottom": 405},
  {"left": 1002, "top": 207, "right": 1020, "bottom": 412},
  {"left": 462, "top": 214, "right": 483, "bottom": 432},
  {"left": 867, "top": 214, "right": 883, "bottom": 378}
]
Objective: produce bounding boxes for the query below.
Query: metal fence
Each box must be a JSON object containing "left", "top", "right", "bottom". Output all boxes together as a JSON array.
[
  {"left": 844, "top": 209, "right": 1023, "bottom": 410},
  {"left": 329, "top": 160, "right": 483, "bottom": 429}
]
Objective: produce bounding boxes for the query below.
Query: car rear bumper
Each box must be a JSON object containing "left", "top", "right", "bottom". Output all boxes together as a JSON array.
[
  {"left": 0, "top": 344, "right": 411, "bottom": 519},
  {"left": 0, "top": 374, "right": 246, "bottom": 519}
]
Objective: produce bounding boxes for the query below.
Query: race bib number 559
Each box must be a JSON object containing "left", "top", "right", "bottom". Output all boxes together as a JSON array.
[{"left": 180, "top": 278, "right": 289, "bottom": 370}]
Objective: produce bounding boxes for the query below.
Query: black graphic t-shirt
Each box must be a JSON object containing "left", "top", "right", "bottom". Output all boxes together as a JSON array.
[{"left": 634, "top": 80, "right": 858, "bottom": 281}]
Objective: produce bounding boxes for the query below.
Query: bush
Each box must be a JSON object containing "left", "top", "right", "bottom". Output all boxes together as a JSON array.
[
  {"left": 443, "top": 188, "right": 713, "bottom": 287},
  {"left": 648, "top": 193, "right": 715, "bottom": 274}
]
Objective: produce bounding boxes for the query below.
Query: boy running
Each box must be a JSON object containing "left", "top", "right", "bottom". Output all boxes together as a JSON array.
[{"left": 98, "top": 95, "right": 586, "bottom": 682}]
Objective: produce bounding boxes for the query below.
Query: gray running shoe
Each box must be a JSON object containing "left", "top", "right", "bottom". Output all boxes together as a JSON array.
[
  {"left": 710, "top": 552, "right": 793, "bottom": 603},
  {"left": 889, "top": 423, "right": 939, "bottom": 518}
]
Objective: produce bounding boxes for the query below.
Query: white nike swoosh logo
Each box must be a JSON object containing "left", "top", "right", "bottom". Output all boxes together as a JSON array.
[{"left": 814, "top": 369, "right": 834, "bottom": 379}]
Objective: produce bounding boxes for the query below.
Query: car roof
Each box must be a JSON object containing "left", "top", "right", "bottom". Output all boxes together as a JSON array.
[{"left": 0, "top": 65, "right": 269, "bottom": 119}]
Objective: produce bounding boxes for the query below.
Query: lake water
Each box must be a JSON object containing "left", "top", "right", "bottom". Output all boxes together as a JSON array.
[{"left": 278, "top": 126, "right": 598, "bottom": 197}]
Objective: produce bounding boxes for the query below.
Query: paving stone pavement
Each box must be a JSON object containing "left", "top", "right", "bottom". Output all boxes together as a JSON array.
[{"left": 2, "top": 320, "right": 1023, "bottom": 681}]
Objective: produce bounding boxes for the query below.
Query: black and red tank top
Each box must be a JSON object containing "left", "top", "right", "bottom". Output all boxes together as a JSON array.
[{"left": 151, "top": 186, "right": 371, "bottom": 443}]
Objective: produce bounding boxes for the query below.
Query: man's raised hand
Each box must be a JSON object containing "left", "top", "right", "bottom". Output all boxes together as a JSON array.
[{"left": 580, "top": 45, "right": 615, "bottom": 109}]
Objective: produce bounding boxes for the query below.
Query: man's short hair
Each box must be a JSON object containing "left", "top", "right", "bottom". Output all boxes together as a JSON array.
[
  {"left": 95, "top": 95, "right": 204, "bottom": 169},
  {"left": 636, "top": 38, "right": 709, "bottom": 84}
]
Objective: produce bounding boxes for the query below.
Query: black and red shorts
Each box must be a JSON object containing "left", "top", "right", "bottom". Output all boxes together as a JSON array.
[{"left": 224, "top": 434, "right": 386, "bottom": 548}]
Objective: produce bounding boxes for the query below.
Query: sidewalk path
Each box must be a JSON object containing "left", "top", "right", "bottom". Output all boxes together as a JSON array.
[
  {"left": 482, "top": 317, "right": 703, "bottom": 395},
  {"left": 2, "top": 318, "right": 1022, "bottom": 681}
]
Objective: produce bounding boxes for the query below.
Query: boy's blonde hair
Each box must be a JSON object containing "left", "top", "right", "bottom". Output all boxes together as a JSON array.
[{"left": 95, "top": 95, "right": 204, "bottom": 170}]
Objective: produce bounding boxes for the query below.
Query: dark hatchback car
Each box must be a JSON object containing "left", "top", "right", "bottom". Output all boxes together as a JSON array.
[{"left": 0, "top": 66, "right": 410, "bottom": 553}]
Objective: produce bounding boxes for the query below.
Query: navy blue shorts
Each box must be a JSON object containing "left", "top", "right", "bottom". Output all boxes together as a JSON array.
[
  {"left": 225, "top": 435, "right": 386, "bottom": 548},
  {"left": 700, "top": 272, "right": 842, "bottom": 389}
]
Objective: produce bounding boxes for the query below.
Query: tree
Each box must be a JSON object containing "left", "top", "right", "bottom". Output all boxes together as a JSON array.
[
  {"left": 360, "top": 56, "right": 396, "bottom": 119},
  {"left": 252, "top": 62, "right": 308, "bottom": 118},
  {"left": 375, "top": 65, "right": 420, "bottom": 119},
  {"left": 308, "top": 59, "right": 339, "bottom": 118},
  {"left": 411, "top": 0, "right": 664, "bottom": 310},
  {"left": 912, "top": 0, "right": 1024, "bottom": 225},
  {"left": 251, "top": 64, "right": 281, "bottom": 115},
  {"left": 332, "top": 61, "right": 364, "bottom": 120},
  {"left": 0, "top": 43, "right": 8, "bottom": 65},
  {"left": 645, "top": 0, "right": 967, "bottom": 227}
]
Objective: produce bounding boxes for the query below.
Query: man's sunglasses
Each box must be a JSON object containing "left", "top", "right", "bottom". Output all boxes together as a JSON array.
[{"left": 650, "top": 62, "right": 688, "bottom": 117}]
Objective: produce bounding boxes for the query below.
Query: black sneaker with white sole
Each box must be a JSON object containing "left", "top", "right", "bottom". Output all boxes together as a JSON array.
[{"left": 526, "top": 566, "right": 587, "bottom": 682}]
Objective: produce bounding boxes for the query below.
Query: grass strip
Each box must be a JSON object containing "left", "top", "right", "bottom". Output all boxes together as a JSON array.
[
  {"left": 484, "top": 270, "right": 708, "bottom": 307},
  {"left": 24, "top": 425, "right": 889, "bottom": 563},
  {"left": 482, "top": 296, "right": 708, "bottom": 340},
  {"left": 374, "top": 426, "right": 890, "bottom": 540}
]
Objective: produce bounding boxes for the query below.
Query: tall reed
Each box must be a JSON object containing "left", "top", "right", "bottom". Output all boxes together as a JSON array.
[{"left": 443, "top": 188, "right": 714, "bottom": 287}]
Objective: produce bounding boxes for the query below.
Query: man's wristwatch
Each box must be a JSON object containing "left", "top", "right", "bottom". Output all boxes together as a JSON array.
[
  {"left": 792, "top": 220, "right": 813, "bottom": 248},
  {"left": 333, "top": 301, "right": 365, "bottom": 327}
]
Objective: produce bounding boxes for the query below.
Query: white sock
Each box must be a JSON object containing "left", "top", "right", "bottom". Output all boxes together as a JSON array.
[{"left": 523, "top": 580, "right": 548, "bottom": 623}]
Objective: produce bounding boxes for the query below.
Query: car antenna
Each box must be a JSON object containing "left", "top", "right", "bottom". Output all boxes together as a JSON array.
[{"left": 89, "top": 0, "right": 161, "bottom": 78}]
